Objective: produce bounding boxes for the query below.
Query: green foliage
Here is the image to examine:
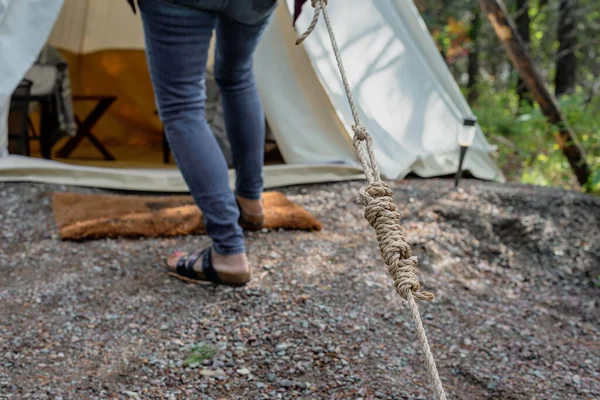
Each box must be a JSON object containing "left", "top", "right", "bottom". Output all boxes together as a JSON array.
[
  {"left": 590, "top": 170, "right": 600, "bottom": 193},
  {"left": 184, "top": 342, "right": 217, "bottom": 368},
  {"left": 418, "top": 0, "right": 600, "bottom": 192},
  {"left": 560, "top": 94, "right": 600, "bottom": 192},
  {"left": 472, "top": 85, "right": 600, "bottom": 192}
]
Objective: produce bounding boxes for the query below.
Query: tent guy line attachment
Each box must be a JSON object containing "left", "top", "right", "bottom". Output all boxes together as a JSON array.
[{"left": 295, "top": 2, "right": 447, "bottom": 399}]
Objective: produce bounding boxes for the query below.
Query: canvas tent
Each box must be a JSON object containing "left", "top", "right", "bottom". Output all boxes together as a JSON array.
[
  {"left": 0, "top": 0, "right": 64, "bottom": 157},
  {"left": 0, "top": 0, "right": 504, "bottom": 191}
]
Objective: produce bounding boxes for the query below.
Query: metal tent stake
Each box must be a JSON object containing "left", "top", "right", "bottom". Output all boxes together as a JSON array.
[
  {"left": 454, "top": 117, "right": 477, "bottom": 188},
  {"left": 454, "top": 145, "right": 468, "bottom": 188}
]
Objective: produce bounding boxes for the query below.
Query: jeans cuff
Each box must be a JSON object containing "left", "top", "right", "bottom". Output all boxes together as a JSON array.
[
  {"left": 235, "top": 189, "right": 263, "bottom": 201},
  {"left": 213, "top": 243, "right": 246, "bottom": 256}
]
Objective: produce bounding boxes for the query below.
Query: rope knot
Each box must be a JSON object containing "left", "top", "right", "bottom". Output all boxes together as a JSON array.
[
  {"left": 358, "top": 182, "right": 435, "bottom": 302},
  {"left": 365, "top": 181, "right": 393, "bottom": 198},
  {"left": 352, "top": 124, "right": 368, "bottom": 141}
]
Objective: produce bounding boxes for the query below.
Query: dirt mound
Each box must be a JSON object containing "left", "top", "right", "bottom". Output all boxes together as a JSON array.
[{"left": 419, "top": 183, "right": 600, "bottom": 321}]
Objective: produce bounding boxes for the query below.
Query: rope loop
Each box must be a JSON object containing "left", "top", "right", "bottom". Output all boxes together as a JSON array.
[
  {"left": 296, "top": 0, "right": 326, "bottom": 45},
  {"left": 353, "top": 131, "right": 381, "bottom": 184}
]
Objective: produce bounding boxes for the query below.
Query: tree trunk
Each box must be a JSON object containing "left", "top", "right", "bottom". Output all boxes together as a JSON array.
[
  {"left": 478, "top": 0, "right": 590, "bottom": 187},
  {"left": 515, "top": 0, "right": 531, "bottom": 104},
  {"left": 467, "top": 7, "right": 481, "bottom": 103},
  {"left": 555, "top": 0, "right": 577, "bottom": 96}
]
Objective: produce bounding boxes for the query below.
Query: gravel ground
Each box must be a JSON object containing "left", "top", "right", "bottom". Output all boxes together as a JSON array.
[{"left": 1, "top": 179, "right": 599, "bottom": 400}]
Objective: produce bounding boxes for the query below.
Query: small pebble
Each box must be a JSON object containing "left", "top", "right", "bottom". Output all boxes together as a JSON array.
[{"left": 278, "top": 379, "right": 294, "bottom": 388}]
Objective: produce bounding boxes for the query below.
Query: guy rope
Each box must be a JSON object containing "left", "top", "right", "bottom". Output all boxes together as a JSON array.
[{"left": 296, "top": 1, "right": 447, "bottom": 399}]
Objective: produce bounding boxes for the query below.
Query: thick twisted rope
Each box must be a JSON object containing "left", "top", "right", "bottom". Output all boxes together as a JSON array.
[{"left": 296, "top": 2, "right": 447, "bottom": 399}]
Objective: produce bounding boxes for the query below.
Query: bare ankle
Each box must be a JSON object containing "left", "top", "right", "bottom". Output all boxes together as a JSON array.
[{"left": 212, "top": 250, "right": 249, "bottom": 272}]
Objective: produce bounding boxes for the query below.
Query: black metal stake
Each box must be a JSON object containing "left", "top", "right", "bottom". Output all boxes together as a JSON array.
[
  {"left": 455, "top": 117, "right": 477, "bottom": 188},
  {"left": 454, "top": 145, "right": 468, "bottom": 188}
]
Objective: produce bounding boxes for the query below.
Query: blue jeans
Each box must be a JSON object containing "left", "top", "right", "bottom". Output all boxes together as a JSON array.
[{"left": 139, "top": 0, "right": 277, "bottom": 255}]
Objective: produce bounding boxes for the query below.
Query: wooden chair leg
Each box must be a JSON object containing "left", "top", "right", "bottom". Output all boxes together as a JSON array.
[
  {"left": 27, "top": 117, "right": 37, "bottom": 137},
  {"left": 24, "top": 130, "right": 30, "bottom": 157},
  {"left": 19, "top": 112, "right": 30, "bottom": 156}
]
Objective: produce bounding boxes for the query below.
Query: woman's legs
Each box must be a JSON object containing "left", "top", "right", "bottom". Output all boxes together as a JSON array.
[
  {"left": 139, "top": 0, "right": 245, "bottom": 257},
  {"left": 214, "top": 13, "right": 273, "bottom": 203}
]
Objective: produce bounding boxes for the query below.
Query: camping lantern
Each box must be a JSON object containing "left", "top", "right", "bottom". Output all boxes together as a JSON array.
[{"left": 454, "top": 117, "right": 477, "bottom": 188}]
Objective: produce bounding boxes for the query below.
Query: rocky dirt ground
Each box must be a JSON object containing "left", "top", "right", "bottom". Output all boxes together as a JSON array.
[{"left": 1, "top": 179, "right": 599, "bottom": 400}]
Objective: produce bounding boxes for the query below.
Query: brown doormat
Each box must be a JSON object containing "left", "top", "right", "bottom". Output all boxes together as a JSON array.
[{"left": 52, "top": 192, "right": 322, "bottom": 240}]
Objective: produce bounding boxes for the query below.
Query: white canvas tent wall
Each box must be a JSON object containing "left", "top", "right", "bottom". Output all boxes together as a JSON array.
[
  {"left": 282, "top": 0, "right": 502, "bottom": 180},
  {"left": 0, "top": 0, "right": 64, "bottom": 157},
  {"left": 0, "top": 0, "right": 504, "bottom": 192}
]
